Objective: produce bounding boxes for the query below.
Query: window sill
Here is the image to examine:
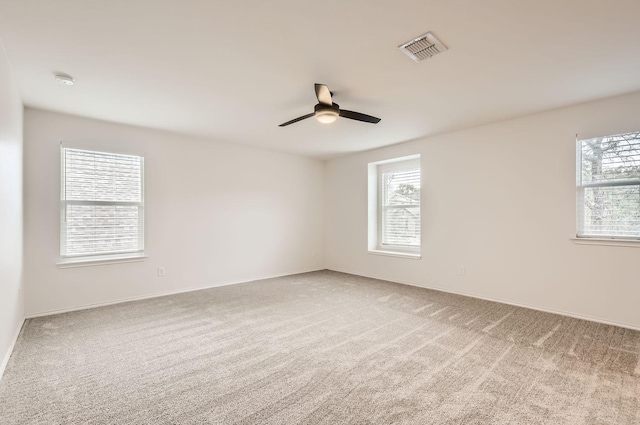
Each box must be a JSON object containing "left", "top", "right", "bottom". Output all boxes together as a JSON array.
[
  {"left": 368, "top": 249, "right": 422, "bottom": 259},
  {"left": 57, "top": 253, "right": 147, "bottom": 268},
  {"left": 571, "top": 238, "right": 640, "bottom": 248}
]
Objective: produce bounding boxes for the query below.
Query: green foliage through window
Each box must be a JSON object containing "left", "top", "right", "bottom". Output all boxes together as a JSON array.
[
  {"left": 381, "top": 167, "right": 421, "bottom": 246},
  {"left": 577, "top": 132, "right": 640, "bottom": 238}
]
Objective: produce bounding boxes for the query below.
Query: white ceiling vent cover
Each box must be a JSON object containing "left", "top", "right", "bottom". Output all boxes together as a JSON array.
[{"left": 399, "top": 32, "right": 448, "bottom": 62}]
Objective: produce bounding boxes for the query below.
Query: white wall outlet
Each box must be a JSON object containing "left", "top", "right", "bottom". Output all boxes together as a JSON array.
[
  {"left": 158, "top": 267, "right": 166, "bottom": 277},
  {"left": 458, "top": 267, "right": 465, "bottom": 276}
]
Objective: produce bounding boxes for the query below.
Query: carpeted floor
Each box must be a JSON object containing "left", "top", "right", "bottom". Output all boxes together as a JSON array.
[{"left": 1, "top": 270, "right": 639, "bottom": 424}]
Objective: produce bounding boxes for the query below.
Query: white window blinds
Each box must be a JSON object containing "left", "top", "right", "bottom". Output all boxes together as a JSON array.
[
  {"left": 577, "top": 131, "right": 640, "bottom": 239},
  {"left": 379, "top": 159, "right": 421, "bottom": 248},
  {"left": 61, "top": 148, "right": 145, "bottom": 258}
]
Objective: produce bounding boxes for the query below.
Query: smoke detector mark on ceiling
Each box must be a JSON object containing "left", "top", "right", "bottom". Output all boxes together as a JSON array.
[
  {"left": 54, "top": 73, "right": 75, "bottom": 86},
  {"left": 399, "top": 32, "right": 448, "bottom": 62}
]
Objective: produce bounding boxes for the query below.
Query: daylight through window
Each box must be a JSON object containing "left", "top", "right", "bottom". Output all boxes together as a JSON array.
[
  {"left": 576, "top": 132, "right": 640, "bottom": 239},
  {"left": 368, "top": 156, "right": 421, "bottom": 256},
  {"left": 61, "top": 148, "right": 145, "bottom": 260}
]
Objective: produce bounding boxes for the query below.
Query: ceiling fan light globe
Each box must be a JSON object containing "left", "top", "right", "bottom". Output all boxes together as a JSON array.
[{"left": 316, "top": 110, "right": 338, "bottom": 124}]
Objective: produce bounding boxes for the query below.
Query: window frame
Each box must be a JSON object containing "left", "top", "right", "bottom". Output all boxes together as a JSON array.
[
  {"left": 368, "top": 155, "right": 422, "bottom": 258},
  {"left": 576, "top": 132, "right": 640, "bottom": 241},
  {"left": 59, "top": 147, "right": 146, "bottom": 266}
]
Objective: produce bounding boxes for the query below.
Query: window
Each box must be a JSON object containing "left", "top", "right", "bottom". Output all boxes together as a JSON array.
[
  {"left": 368, "top": 155, "right": 421, "bottom": 257},
  {"left": 576, "top": 131, "right": 640, "bottom": 240},
  {"left": 60, "top": 147, "right": 145, "bottom": 263}
]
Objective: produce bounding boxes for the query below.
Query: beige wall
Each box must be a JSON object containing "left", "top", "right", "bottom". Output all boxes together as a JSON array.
[
  {"left": 0, "top": 42, "right": 24, "bottom": 375},
  {"left": 14, "top": 87, "right": 640, "bottom": 333},
  {"left": 326, "top": 91, "right": 640, "bottom": 329},
  {"left": 24, "top": 109, "right": 325, "bottom": 316}
]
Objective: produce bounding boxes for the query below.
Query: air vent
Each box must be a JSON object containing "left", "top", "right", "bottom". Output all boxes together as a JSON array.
[{"left": 399, "top": 32, "right": 448, "bottom": 62}]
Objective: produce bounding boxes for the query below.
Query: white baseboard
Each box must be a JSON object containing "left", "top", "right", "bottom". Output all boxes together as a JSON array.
[
  {"left": 23, "top": 266, "right": 639, "bottom": 338},
  {"left": 26, "top": 268, "right": 324, "bottom": 319},
  {"left": 327, "top": 268, "right": 640, "bottom": 332},
  {"left": 0, "top": 317, "right": 26, "bottom": 380}
]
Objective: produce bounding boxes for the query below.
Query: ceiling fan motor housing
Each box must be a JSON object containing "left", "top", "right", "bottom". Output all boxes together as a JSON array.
[{"left": 314, "top": 103, "right": 340, "bottom": 123}]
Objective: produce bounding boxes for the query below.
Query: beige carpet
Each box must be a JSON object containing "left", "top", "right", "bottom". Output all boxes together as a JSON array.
[{"left": 1, "top": 270, "right": 639, "bottom": 424}]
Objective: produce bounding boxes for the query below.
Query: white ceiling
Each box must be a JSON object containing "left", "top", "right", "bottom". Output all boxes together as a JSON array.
[{"left": 1, "top": 0, "right": 640, "bottom": 159}]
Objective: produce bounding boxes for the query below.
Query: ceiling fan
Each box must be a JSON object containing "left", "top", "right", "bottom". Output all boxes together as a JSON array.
[{"left": 279, "top": 83, "right": 381, "bottom": 127}]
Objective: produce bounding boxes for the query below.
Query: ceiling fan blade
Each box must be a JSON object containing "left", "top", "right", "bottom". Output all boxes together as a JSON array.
[
  {"left": 314, "top": 83, "right": 333, "bottom": 106},
  {"left": 278, "top": 112, "right": 315, "bottom": 127},
  {"left": 339, "top": 109, "right": 381, "bottom": 124}
]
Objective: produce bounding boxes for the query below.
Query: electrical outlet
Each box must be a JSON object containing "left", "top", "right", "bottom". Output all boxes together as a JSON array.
[
  {"left": 458, "top": 267, "right": 465, "bottom": 276},
  {"left": 158, "top": 267, "right": 166, "bottom": 277}
]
